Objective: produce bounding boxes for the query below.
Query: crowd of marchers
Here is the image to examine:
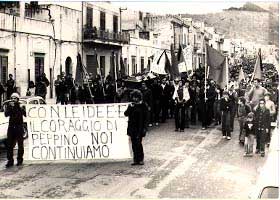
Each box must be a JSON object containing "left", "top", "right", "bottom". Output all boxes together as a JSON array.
[{"left": 0, "top": 64, "right": 278, "bottom": 167}]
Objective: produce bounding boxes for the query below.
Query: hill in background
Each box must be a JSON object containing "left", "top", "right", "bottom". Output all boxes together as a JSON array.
[{"left": 181, "top": 2, "right": 279, "bottom": 46}]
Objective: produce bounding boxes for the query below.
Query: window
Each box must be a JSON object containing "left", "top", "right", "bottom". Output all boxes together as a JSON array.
[
  {"left": 35, "top": 53, "right": 44, "bottom": 81},
  {"left": 113, "top": 15, "right": 118, "bottom": 33},
  {"left": 141, "top": 57, "right": 144, "bottom": 72},
  {"left": 86, "top": 7, "right": 93, "bottom": 27},
  {"left": 100, "top": 56, "right": 105, "bottom": 77},
  {"left": 0, "top": 55, "right": 8, "bottom": 84},
  {"left": 131, "top": 56, "right": 136, "bottom": 75},
  {"left": 100, "top": 11, "right": 106, "bottom": 31}
]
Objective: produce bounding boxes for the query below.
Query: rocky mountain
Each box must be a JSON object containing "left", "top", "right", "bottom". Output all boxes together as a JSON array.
[{"left": 181, "top": 2, "right": 279, "bottom": 46}]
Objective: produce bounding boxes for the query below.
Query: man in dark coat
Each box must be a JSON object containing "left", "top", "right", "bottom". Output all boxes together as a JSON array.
[
  {"left": 35, "top": 76, "right": 47, "bottom": 100},
  {"left": 6, "top": 74, "right": 15, "bottom": 99},
  {"left": 254, "top": 99, "right": 270, "bottom": 157},
  {"left": 151, "top": 78, "right": 161, "bottom": 126},
  {"left": 104, "top": 76, "right": 116, "bottom": 103},
  {"left": 220, "top": 91, "right": 233, "bottom": 140},
  {"left": 140, "top": 82, "right": 153, "bottom": 127},
  {"left": 4, "top": 93, "right": 26, "bottom": 168},
  {"left": 0, "top": 82, "right": 6, "bottom": 109},
  {"left": 124, "top": 90, "right": 148, "bottom": 165},
  {"left": 159, "top": 78, "right": 170, "bottom": 123},
  {"left": 59, "top": 76, "right": 69, "bottom": 105}
]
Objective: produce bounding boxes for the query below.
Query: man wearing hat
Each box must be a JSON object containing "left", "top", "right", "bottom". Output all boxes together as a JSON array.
[{"left": 4, "top": 93, "right": 26, "bottom": 168}]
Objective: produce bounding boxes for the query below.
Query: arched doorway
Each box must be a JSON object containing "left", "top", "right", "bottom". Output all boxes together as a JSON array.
[{"left": 65, "top": 57, "right": 72, "bottom": 76}]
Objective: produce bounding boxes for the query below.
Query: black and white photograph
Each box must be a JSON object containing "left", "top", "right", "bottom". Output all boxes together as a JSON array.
[{"left": 0, "top": 0, "right": 279, "bottom": 199}]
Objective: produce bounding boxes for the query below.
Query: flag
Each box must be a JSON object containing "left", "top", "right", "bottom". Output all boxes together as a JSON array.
[
  {"left": 206, "top": 44, "right": 227, "bottom": 89},
  {"left": 109, "top": 52, "right": 116, "bottom": 81},
  {"left": 177, "top": 44, "right": 193, "bottom": 74},
  {"left": 251, "top": 49, "right": 262, "bottom": 81},
  {"left": 238, "top": 66, "right": 246, "bottom": 82},
  {"left": 120, "top": 56, "right": 126, "bottom": 77},
  {"left": 75, "top": 53, "right": 84, "bottom": 85},
  {"left": 170, "top": 44, "right": 179, "bottom": 79},
  {"left": 164, "top": 51, "right": 171, "bottom": 74},
  {"left": 150, "top": 50, "right": 167, "bottom": 75}
]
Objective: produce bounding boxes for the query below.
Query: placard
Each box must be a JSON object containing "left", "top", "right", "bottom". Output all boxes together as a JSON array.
[{"left": 26, "top": 103, "right": 131, "bottom": 161}]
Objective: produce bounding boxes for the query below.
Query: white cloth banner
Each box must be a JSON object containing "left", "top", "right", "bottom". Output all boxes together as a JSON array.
[
  {"left": 178, "top": 45, "right": 193, "bottom": 73},
  {"left": 26, "top": 104, "right": 132, "bottom": 161},
  {"left": 150, "top": 50, "right": 168, "bottom": 75}
]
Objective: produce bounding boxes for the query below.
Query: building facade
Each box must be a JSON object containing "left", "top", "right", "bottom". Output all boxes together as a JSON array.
[
  {"left": 0, "top": 1, "right": 82, "bottom": 98},
  {"left": 82, "top": 2, "right": 129, "bottom": 78}
]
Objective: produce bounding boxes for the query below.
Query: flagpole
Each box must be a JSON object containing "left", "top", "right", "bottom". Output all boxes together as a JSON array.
[
  {"left": 95, "top": 49, "right": 105, "bottom": 96},
  {"left": 113, "top": 52, "right": 118, "bottom": 92},
  {"left": 204, "top": 43, "right": 207, "bottom": 102},
  {"left": 226, "top": 55, "right": 229, "bottom": 91}
]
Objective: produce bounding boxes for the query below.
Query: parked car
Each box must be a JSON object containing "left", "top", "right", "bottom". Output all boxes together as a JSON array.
[{"left": 0, "top": 96, "right": 46, "bottom": 147}]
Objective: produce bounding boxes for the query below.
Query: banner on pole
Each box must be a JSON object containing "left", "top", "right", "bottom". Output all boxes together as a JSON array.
[{"left": 26, "top": 104, "right": 131, "bottom": 161}]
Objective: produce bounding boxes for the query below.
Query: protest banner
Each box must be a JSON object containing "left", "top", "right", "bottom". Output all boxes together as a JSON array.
[{"left": 26, "top": 103, "right": 131, "bottom": 161}]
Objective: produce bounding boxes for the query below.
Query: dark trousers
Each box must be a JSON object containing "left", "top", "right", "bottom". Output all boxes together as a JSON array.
[
  {"left": 7, "top": 126, "right": 24, "bottom": 164},
  {"left": 256, "top": 130, "right": 266, "bottom": 153},
  {"left": 213, "top": 100, "right": 221, "bottom": 124},
  {"left": 60, "top": 94, "right": 68, "bottom": 105},
  {"left": 222, "top": 111, "right": 231, "bottom": 137},
  {"left": 160, "top": 100, "right": 168, "bottom": 123},
  {"left": 230, "top": 105, "right": 236, "bottom": 131},
  {"left": 185, "top": 105, "right": 190, "bottom": 127},
  {"left": 200, "top": 101, "right": 208, "bottom": 128},
  {"left": 207, "top": 101, "right": 214, "bottom": 126},
  {"left": 175, "top": 103, "right": 185, "bottom": 130},
  {"left": 190, "top": 103, "right": 197, "bottom": 124},
  {"left": 131, "top": 137, "right": 144, "bottom": 163},
  {"left": 169, "top": 99, "right": 175, "bottom": 118},
  {"left": 153, "top": 99, "right": 160, "bottom": 123}
]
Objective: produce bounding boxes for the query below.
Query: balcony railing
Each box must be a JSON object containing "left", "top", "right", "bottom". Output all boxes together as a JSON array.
[{"left": 83, "top": 26, "right": 130, "bottom": 44}]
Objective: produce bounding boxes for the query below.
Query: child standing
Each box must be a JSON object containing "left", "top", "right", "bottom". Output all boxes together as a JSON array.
[{"left": 244, "top": 112, "right": 255, "bottom": 156}]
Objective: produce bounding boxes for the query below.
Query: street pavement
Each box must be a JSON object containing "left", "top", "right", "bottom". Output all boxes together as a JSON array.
[{"left": 0, "top": 119, "right": 269, "bottom": 198}]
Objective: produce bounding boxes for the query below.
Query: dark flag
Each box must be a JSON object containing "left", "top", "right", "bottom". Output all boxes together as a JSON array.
[
  {"left": 75, "top": 53, "right": 84, "bottom": 85},
  {"left": 251, "top": 48, "right": 263, "bottom": 81},
  {"left": 164, "top": 51, "right": 171, "bottom": 74},
  {"left": 109, "top": 52, "right": 116, "bottom": 81},
  {"left": 206, "top": 44, "right": 227, "bottom": 89},
  {"left": 171, "top": 43, "right": 180, "bottom": 79},
  {"left": 120, "top": 56, "right": 126, "bottom": 78}
]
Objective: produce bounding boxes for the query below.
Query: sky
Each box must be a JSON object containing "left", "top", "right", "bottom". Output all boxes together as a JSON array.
[{"left": 111, "top": 1, "right": 247, "bottom": 14}]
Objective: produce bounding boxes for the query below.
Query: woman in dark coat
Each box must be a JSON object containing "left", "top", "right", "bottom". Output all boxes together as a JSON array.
[{"left": 124, "top": 89, "right": 148, "bottom": 165}]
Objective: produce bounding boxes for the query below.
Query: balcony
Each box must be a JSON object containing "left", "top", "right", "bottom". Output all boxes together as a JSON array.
[
  {"left": 24, "top": 3, "right": 50, "bottom": 22},
  {"left": 0, "top": 2, "right": 20, "bottom": 16},
  {"left": 83, "top": 26, "right": 130, "bottom": 45}
]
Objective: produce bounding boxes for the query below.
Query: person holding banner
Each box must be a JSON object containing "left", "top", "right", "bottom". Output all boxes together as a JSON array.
[
  {"left": 124, "top": 90, "right": 148, "bottom": 165},
  {"left": 4, "top": 93, "right": 26, "bottom": 168}
]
